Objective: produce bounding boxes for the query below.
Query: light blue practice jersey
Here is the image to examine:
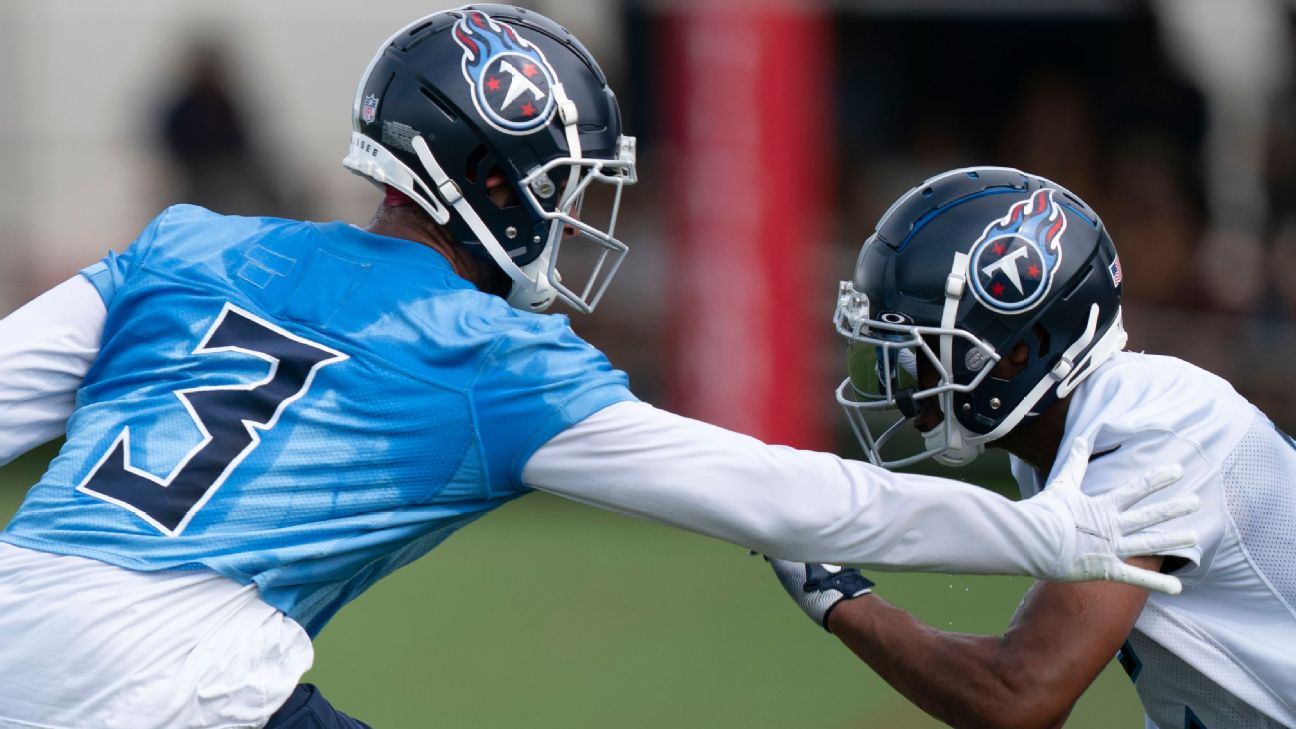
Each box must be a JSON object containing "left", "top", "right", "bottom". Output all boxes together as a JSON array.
[{"left": 1, "top": 205, "right": 634, "bottom": 636}]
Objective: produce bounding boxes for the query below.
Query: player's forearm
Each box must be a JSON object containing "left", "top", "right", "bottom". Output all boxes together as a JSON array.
[
  {"left": 525, "top": 401, "right": 1073, "bottom": 578},
  {"left": 825, "top": 595, "right": 1073, "bottom": 729}
]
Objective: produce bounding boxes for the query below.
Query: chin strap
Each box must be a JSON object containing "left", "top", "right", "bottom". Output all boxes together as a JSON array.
[
  {"left": 512, "top": 82, "right": 583, "bottom": 311},
  {"left": 935, "top": 253, "right": 982, "bottom": 464},
  {"left": 929, "top": 258, "right": 1127, "bottom": 463},
  {"left": 973, "top": 303, "right": 1124, "bottom": 447},
  {"left": 346, "top": 81, "right": 592, "bottom": 313},
  {"left": 553, "top": 83, "right": 582, "bottom": 208},
  {"left": 1057, "top": 307, "right": 1126, "bottom": 397},
  {"left": 416, "top": 82, "right": 583, "bottom": 312},
  {"left": 940, "top": 253, "right": 967, "bottom": 369},
  {"left": 410, "top": 135, "right": 542, "bottom": 296}
]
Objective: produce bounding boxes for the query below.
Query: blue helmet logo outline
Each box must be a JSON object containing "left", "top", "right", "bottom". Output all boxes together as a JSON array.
[
  {"left": 968, "top": 188, "right": 1068, "bottom": 314},
  {"left": 453, "top": 11, "right": 559, "bottom": 135}
]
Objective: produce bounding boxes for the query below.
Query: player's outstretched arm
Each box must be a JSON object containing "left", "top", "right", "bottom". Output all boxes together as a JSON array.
[
  {"left": 524, "top": 402, "right": 1197, "bottom": 592},
  {"left": 766, "top": 556, "right": 1158, "bottom": 729},
  {"left": 0, "top": 276, "right": 105, "bottom": 466}
]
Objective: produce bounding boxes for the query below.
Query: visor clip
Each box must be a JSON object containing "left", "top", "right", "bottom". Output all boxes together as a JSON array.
[
  {"left": 1051, "top": 356, "right": 1074, "bottom": 381},
  {"left": 558, "top": 99, "right": 579, "bottom": 126},
  {"left": 437, "top": 179, "right": 463, "bottom": 206},
  {"left": 945, "top": 272, "right": 966, "bottom": 299}
]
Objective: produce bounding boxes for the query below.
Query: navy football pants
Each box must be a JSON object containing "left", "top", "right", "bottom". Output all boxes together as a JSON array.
[{"left": 264, "top": 684, "right": 373, "bottom": 729}]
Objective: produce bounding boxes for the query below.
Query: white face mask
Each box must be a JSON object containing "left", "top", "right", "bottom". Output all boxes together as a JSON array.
[{"left": 833, "top": 278, "right": 1003, "bottom": 469}]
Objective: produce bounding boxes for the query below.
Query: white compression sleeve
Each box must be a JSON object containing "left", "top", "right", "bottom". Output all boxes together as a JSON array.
[
  {"left": 524, "top": 400, "right": 1074, "bottom": 579},
  {"left": 0, "top": 275, "right": 106, "bottom": 465}
]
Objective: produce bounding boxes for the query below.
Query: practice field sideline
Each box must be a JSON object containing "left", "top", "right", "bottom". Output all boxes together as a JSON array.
[{"left": 0, "top": 443, "right": 1142, "bottom": 727}]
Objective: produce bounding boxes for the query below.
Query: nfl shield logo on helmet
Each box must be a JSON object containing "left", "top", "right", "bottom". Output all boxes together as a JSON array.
[
  {"left": 968, "top": 188, "right": 1068, "bottom": 314},
  {"left": 361, "top": 94, "right": 379, "bottom": 124},
  {"left": 453, "top": 11, "right": 559, "bottom": 135}
]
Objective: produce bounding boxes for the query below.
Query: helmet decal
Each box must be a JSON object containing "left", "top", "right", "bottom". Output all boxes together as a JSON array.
[
  {"left": 968, "top": 188, "right": 1067, "bottom": 314},
  {"left": 453, "top": 11, "right": 559, "bottom": 135},
  {"left": 361, "top": 94, "right": 380, "bottom": 124},
  {"left": 837, "top": 167, "right": 1124, "bottom": 469}
]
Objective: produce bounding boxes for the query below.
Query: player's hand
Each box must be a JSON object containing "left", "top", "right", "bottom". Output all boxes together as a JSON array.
[
  {"left": 766, "top": 558, "right": 874, "bottom": 630},
  {"left": 1033, "top": 437, "right": 1198, "bottom": 595}
]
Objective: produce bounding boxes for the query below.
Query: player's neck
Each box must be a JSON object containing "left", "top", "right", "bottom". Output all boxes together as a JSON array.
[
  {"left": 991, "top": 396, "right": 1072, "bottom": 474},
  {"left": 365, "top": 203, "right": 511, "bottom": 297},
  {"left": 365, "top": 203, "right": 461, "bottom": 267}
]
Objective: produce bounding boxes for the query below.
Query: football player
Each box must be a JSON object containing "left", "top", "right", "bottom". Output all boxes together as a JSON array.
[
  {"left": 770, "top": 166, "right": 1294, "bottom": 728},
  {"left": 0, "top": 10, "right": 1194, "bottom": 729}
]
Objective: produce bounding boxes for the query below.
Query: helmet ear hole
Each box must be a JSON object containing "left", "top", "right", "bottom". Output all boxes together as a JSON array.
[
  {"left": 482, "top": 165, "right": 520, "bottom": 209},
  {"left": 1032, "top": 323, "right": 1051, "bottom": 358},
  {"left": 464, "top": 145, "right": 489, "bottom": 184},
  {"left": 991, "top": 325, "right": 1049, "bottom": 382},
  {"left": 463, "top": 147, "right": 520, "bottom": 210},
  {"left": 991, "top": 341, "right": 1033, "bottom": 381}
]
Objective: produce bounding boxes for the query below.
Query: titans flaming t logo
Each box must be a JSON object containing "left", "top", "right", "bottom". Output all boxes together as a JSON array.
[
  {"left": 968, "top": 188, "right": 1068, "bottom": 314},
  {"left": 454, "top": 11, "right": 559, "bottom": 135}
]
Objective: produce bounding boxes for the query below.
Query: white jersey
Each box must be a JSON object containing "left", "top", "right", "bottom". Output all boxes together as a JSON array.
[
  {"left": 1012, "top": 352, "right": 1296, "bottom": 728},
  {"left": 0, "top": 542, "right": 312, "bottom": 728}
]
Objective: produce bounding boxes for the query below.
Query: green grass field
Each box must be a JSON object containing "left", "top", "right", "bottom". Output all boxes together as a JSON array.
[{"left": 0, "top": 444, "right": 1143, "bottom": 728}]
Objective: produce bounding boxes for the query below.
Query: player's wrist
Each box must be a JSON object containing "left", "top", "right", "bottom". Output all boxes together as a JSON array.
[
  {"left": 766, "top": 558, "right": 875, "bottom": 630},
  {"left": 823, "top": 589, "right": 875, "bottom": 635}
]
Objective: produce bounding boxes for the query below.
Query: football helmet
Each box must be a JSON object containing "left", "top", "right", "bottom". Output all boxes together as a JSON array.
[
  {"left": 343, "top": 4, "right": 637, "bottom": 313},
  {"left": 835, "top": 167, "right": 1127, "bottom": 468}
]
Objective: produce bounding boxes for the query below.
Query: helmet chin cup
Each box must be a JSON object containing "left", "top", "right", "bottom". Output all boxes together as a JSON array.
[
  {"left": 932, "top": 447, "right": 981, "bottom": 467},
  {"left": 508, "top": 248, "right": 559, "bottom": 312},
  {"left": 926, "top": 423, "right": 983, "bottom": 467},
  {"left": 836, "top": 378, "right": 979, "bottom": 469}
]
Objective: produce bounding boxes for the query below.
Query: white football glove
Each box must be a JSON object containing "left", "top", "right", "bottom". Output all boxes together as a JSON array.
[
  {"left": 1030, "top": 437, "right": 1198, "bottom": 595},
  {"left": 766, "top": 558, "right": 874, "bottom": 630}
]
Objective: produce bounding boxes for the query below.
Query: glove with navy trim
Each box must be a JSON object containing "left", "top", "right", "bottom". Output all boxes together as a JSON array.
[{"left": 767, "top": 558, "right": 875, "bottom": 631}]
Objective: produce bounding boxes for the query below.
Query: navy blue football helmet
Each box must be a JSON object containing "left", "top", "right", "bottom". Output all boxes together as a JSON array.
[
  {"left": 343, "top": 5, "right": 636, "bottom": 313},
  {"left": 835, "top": 167, "right": 1126, "bottom": 467}
]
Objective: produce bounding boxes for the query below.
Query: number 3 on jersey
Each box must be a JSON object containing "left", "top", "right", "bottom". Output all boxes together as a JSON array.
[{"left": 77, "top": 303, "right": 348, "bottom": 536}]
